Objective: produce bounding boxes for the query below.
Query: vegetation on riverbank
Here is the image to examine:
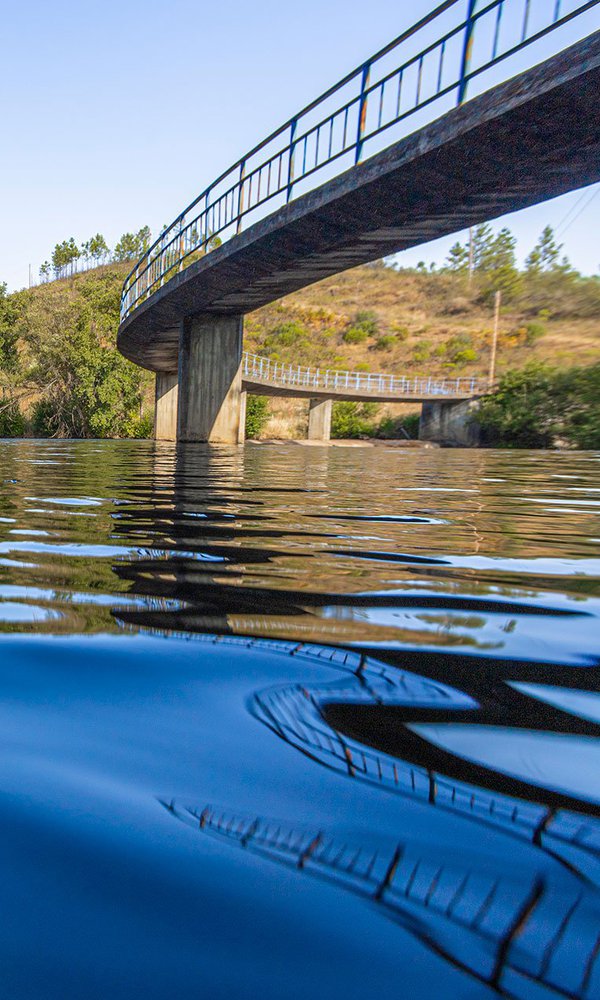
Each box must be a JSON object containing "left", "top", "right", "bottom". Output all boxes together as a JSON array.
[{"left": 0, "top": 222, "right": 597, "bottom": 442}]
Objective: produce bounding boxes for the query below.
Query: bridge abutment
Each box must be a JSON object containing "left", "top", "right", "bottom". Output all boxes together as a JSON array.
[
  {"left": 177, "top": 314, "right": 244, "bottom": 444},
  {"left": 307, "top": 398, "right": 332, "bottom": 441},
  {"left": 154, "top": 373, "right": 179, "bottom": 440},
  {"left": 419, "top": 399, "right": 481, "bottom": 447}
]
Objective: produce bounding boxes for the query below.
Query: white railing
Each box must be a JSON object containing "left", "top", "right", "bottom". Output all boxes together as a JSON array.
[{"left": 241, "top": 352, "right": 488, "bottom": 397}]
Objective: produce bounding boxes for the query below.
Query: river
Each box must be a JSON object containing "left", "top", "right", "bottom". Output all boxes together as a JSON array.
[{"left": 0, "top": 439, "right": 598, "bottom": 998}]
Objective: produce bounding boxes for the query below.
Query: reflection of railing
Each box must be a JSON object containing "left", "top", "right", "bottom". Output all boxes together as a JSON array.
[
  {"left": 242, "top": 351, "right": 488, "bottom": 397},
  {"left": 166, "top": 801, "right": 600, "bottom": 1000},
  {"left": 120, "top": 0, "right": 600, "bottom": 322}
]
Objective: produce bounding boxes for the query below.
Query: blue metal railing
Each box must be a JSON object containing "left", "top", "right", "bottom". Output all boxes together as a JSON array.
[{"left": 120, "top": 0, "right": 600, "bottom": 322}]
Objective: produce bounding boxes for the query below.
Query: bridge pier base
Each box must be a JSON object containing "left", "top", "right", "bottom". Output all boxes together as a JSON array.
[
  {"left": 154, "top": 373, "right": 179, "bottom": 441},
  {"left": 307, "top": 398, "right": 332, "bottom": 441},
  {"left": 177, "top": 314, "right": 243, "bottom": 443},
  {"left": 419, "top": 399, "right": 481, "bottom": 447},
  {"left": 238, "top": 391, "right": 247, "bottom": 445}
]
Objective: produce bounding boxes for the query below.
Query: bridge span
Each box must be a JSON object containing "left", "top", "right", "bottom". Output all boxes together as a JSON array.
[{"left": 117, "top": 0, "right": 600, "bottom": 443}]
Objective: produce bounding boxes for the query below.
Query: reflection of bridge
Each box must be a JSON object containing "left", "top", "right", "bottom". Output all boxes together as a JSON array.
[
  {"left": 239, "top": 352, "right": 489, "bottom": 441},
  {"left": 117, "top": 1, "right": 600, "bottom": 443}
]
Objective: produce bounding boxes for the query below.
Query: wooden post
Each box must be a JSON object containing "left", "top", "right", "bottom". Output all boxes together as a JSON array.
[{"left": 489, "top": 290, "right": 501, "bottom": 388}]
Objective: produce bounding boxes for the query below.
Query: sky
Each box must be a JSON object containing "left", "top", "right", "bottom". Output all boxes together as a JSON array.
[{"left": 1, "top": 0, "right": 599, "bottom": 291}]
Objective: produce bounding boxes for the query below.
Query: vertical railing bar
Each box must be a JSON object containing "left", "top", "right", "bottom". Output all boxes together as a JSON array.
[
  {"left": 437, "top": 40, "right": 446, "bottom": 92},
  {"left": 378, "top": 81, "right": 385, "bottom": 129},
  {"left": 315, "top": 125, "right": 321, "bottom": 167},
  {"left": 396, "top": 69, "right": 403, "bottom": 119},
  {"left": 355, "top": 62, "right": 371, "bottom": 163},
  {"left": 287, "top": 118, "right": 297, "bottom": 202},
  {"left": 522, "top": 0, "right": 532, "bottom": 41},
  {"left": 492, "top": 2, "right": 503, "bottom": 61},
  {"left": 554, "top": 0, "right": 561, "bottom": 20},
  {"left": 302, "top": 135, "right": 308, "bottom": 176},
  {"left": 328, "top": 116, "right": 334, "bottom": 158},
  {"left": 343, "top": 106, "right": 349, "bottom": 148},
  {"left": 416, "top": 55, "right": 424, "bottom": 105},
  {"left": 458, "top": 0, "right": 478, "bottom": 105}
]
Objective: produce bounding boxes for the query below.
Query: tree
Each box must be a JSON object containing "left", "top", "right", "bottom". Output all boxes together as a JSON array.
[
  {"left": 51, "top": 238, "right": 80, "bottom": 279},
  {"left": 525, "top": 226, "right": 563, "bottom": 274},
  {"left": 445, "top": 241, "right": 469, "bottom": 272},
  {"left": 471, "top": 224, "right": 494, "bottom": 271},
  {"left": 113, "top": 227, "right": 151, "bottom": 262},
  {"left": 39, "top": 261, "right": 51, "bottom": 282},
  {"left": 477, "top": 227, "right": 521, "bottom": 300},
  {"left": 0, "top": 283, "right": 20, "bottom": 372}
]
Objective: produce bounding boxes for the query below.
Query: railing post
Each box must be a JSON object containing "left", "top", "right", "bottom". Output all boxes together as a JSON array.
[
  {"left": 287, "top": 118, "right": 297, "bottom": 202},
  {"left": 355, "top": 62, "right": 371, "bottom": 164},
  {"left": 237, "top": 160, "right": 246, "bottom": 235},
  {"left": 458, "top": 0, "right": 478, "bottom": 106}
]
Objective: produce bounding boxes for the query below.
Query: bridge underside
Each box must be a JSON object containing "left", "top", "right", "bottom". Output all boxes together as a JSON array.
[
  {"left": 118, "top": 34, "right": 600, "bottom": 374},
  {"left": 241, "top": 379, "right": 477, "bottom": 404}
]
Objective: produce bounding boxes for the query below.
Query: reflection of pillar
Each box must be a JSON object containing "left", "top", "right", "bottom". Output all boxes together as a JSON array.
[
  {"left": 308, "top": 398, "right": 332, "bottom": 441},
  {"left": 419, "top": 400, "right": 481, "bottom": 446},
  {"left": 238, "top": 391, "right": 247, "bottom": 445},
  {"left": 177, "top": 314, "right": 243, "bottom": 443},
  {"left": 154, "top": 373, "right": 179, "bottom": 440}
]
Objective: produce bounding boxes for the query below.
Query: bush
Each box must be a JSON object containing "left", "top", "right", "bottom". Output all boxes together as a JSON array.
[
  {"left": 377, "top": 412, "right": 420, "bottom": 439},
  {"left": 245, "top": 395, "right": 269, "bottom": 438},
  {"left": 0, "top": 400, "right": 25, "bottom": 437},
  {"left": 476, "top": 363, "right": 561, "bottom": 447},
  {"left": 343, "top": 326, "right": 369, "bottom": 344},
  {"left": 331, "top": 401, "right": 379, "bottom": 438},
  {"left": 524, "top": 321, "right": 546, "bottom": 346},
  {"left": 132, "top": 413, "right": 154, "bottom": 438},
  {"left": 353, "top": 310, "right": 379, "bottom": 336},
  {"left": 389, "top": 324, "right": 409, "bottom": 340},
  {"left": 374, "top": 335, "right": 398, "bottom": 351},
  {"left": 343, "top": 310, "right": 380, "bottom": 344}
]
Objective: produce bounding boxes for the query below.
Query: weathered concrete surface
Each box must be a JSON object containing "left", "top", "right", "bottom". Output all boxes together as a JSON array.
[
  {"left": 118, "top": 34, "right": 600, "bottom": 373},
  {"left": 177, "top": 315, "right": 243, "bottom": 443},
  {"left": 154, "top": 373, "right": 179, "bottom": 440},
  {"left": 238, "top": 391, "right": 247, "bottom": 444},
  {"left": 307, "top": 398, "right": 332, "bottom": 441},
  {"left": 419, "top": 399, "right": 481, "bottom": 447}
]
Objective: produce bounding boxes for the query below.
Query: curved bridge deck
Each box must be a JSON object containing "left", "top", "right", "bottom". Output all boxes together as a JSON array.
[{"left": 241, "top": 353, "right": 487, "bottom": 402}]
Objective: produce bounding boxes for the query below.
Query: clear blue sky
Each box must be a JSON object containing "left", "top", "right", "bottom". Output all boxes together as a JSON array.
[{"left": 1, "top": 0, "right": 599, "bottom": 290}]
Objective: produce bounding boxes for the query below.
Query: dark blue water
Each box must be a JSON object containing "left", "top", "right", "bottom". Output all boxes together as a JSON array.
[{"left": 0, "top": 440, "right": 598, "bottom": 998}]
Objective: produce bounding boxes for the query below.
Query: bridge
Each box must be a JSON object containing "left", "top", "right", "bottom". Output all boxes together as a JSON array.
[{"left": 117, "top": 0, "right": 600, "bottom": 443}]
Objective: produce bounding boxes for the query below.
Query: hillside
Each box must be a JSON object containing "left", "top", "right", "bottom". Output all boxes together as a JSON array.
[{"left": 1, "top": 249, "right": 599, "bottom": 438}]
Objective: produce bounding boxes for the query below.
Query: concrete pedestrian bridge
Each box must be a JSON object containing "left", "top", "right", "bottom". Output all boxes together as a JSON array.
[{"left": 117, "top": 0, "right": 600, "bottom": 443}]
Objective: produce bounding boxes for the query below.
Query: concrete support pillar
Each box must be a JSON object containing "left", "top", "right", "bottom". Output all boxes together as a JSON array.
[
  {"left": 238, "top": 391, "right": 247, "bottom": 444},
  {"left": 177, "top": 314, "right": 243, "bottom": 443},
  {"left": 308, "top": 398, "right": 333, "bottom": 441},
  {"left": 419, "top": 399, "right": 481, "bottom": 447},
  {"left": 154, "top": 373, "right": 179, "bottom": 441}
]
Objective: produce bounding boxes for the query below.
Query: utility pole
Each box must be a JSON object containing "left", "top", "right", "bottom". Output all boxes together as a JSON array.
[
  {"left": 489, "top": 290, "right": 501, "bottom": 387},
  {"left": 468, "top": 226, "right": 474, "bottom": 289},
  {"left": 28, "top": 264, "right": 32, "bottom": 289}
]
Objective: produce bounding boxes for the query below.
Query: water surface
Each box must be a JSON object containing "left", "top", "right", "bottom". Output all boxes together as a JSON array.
[{"left": 0, "top": 440, "right": 599, "bottom": 998}]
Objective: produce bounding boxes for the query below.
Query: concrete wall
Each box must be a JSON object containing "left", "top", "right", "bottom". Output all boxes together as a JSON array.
[
  {"left": 419, "top": 399, "right": 481, "bottom": 447},
  {"left": 154, "top": 373, "right": 179, "bottom": 440},
  {"left": 177, "top": 314, "right": 243, "bottom": 443},
  {"left": 307, "top": 398, "right": 332, "bottom": 441}
]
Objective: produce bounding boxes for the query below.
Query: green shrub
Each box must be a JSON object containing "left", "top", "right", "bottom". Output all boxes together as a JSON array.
[
  {"left": 132, "top": 413, "right": 154, "bottom": 438},
  {"left": 343, "top": 326, "right": 369, "bottom": 344},
  {"left": 353, "top": 310, "right": 379, "bottom": 336},
  {"left": 331, "top": 401, "right": 379, "bottom": 438},
  {"left": 31, "top": 399, "right": 57, "bottom": 437},
  {"left": 377, "top": 412, "right": 420, "bottom": 439},
  {"left": 390, "top": 324, "right": 409, "bottom": 340},
  {"left": 374, "top": 335, "right": 398, "bottom": 351},
  {"left": 412, "top": 341, "right": 432, "bottom": 362},
  {"left": 0, "top": 400, "right": 25, "bottom": 437},
  {"left": 476, "top": 363, "right": 560, "bottom": 447},
  {"left": 525, "top": 321, "right": 546, "bottom": 345},
  {"left": 245, "top": 395, "right": 269, "bottom": 438}
]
